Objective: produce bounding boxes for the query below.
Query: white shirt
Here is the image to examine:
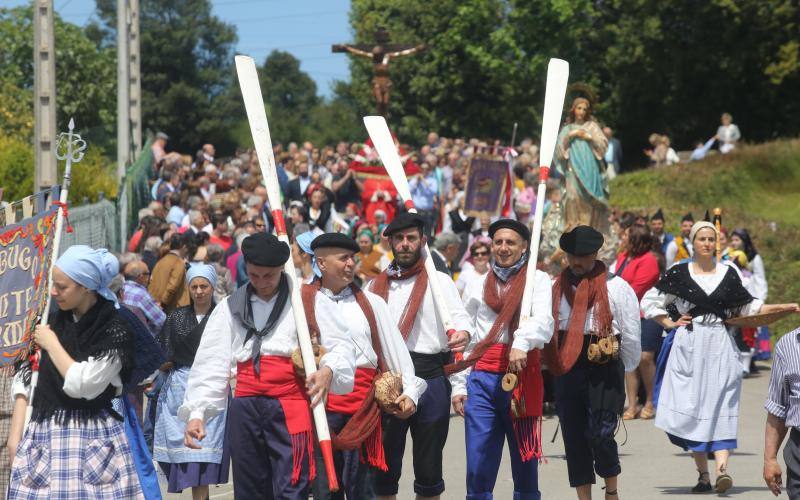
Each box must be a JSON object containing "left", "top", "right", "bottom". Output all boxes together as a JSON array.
[
  {"left": 12, "top": 356, "right": 123, "bottom": 402},
  {"left": 450, "top": 269, "right": 554, "bottom": 397},
  {"left": 455, "top": 266, "right": 488, "bottom": 296},
  {"left": 367, "top": 270, "right": 474, "bottom": 355},
  {"left": 555, "top": 275, "right": 642, "bottom": 372},
  {"left": 315, "top": 287, "right": 427, "bottom": 405},
  {"left": 178, "top": 289, "right": 357, "bottom": 423}
]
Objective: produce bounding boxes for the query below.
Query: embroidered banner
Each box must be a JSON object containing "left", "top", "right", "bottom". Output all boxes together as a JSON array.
[
  {"left": 0, "top": 207, "right": 58, "bottom": 365},
  {"left": 464, "top": 155, "right": 509, "bottom": 216}
]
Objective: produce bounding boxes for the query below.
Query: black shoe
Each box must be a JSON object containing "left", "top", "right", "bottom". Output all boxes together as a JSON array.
[{"left": 692, "top": 472, "right": 712, "bottom": 493}]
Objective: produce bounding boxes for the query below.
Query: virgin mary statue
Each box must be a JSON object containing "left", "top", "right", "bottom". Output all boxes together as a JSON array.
[{"left": 554, "top": 97, "right": 616, "bottom": 261}]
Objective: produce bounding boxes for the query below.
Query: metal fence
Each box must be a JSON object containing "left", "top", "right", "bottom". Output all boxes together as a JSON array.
[{"left": 57, "top": 198, "right": 119, "bottom": 254}]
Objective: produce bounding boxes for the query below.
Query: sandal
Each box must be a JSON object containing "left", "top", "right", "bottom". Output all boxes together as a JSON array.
[
  {"left": 639, "top": 404, "right": 655, "bottom": 420},
  {"left": 692, "top": 471, "right": 712, "bottom": 493},
  {"left": 622, "top": 405, "right": 640, "bottom": 420},
  {"left": 715, "top": 473, "right": 733, "bottom": 493}
]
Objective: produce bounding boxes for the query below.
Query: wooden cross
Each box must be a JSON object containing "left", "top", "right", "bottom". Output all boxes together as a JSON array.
[{"left": 333, "top": 27, "right": 425, "bottom": 117}]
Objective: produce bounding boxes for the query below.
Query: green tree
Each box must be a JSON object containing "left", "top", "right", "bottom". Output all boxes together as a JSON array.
[
  {"left": 344, "top": 0, "right": 800, "bottom": 158},
  {"left": 92, "top": 0, "right": 239, "bottom": 153},
  {"left": 0, "top": 6, "right": 116, "bottom": 147}
]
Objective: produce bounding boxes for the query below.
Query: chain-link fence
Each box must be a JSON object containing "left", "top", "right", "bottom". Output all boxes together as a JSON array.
[
  {"left": 121, "top": 138, "right": 155, "bottom": 244},
  {"left": 58, "top": 198, "right": 119, "bottom": 254}
]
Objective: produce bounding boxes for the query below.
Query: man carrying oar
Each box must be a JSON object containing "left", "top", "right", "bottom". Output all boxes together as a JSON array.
[
  {"left": 449, "top": 218, "right": 554, "bottom": 499},
  {"left": 543, "top": 225, "right": 641, "bottom": 500},
  {"left": 180, "top": 232, "right": 357, "bottom": 498},
  {"left": 368, "top": 213, "right": 473, "bottom": 500},
  {"left": 305, "top": 232, "right": 426, "bottom": 499}
]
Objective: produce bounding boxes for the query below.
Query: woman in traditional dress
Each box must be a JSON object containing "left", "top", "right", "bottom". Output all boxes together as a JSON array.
[
  {"left": 554, "top": 97, "right": 616, "bottom": 263},
  {"left": 7, "top": 246, "right": 143, "bottom": 499},
  {"left": 154, "top": 264, "right": 230, "bottom": 499},
  {"left": 642, "top": 221, "right": 798, "bottom": 494}
]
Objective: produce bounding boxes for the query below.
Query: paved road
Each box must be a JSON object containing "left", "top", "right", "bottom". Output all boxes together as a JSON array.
[{"left": 167, "top": 366, "right": 774, "bottom": 499}]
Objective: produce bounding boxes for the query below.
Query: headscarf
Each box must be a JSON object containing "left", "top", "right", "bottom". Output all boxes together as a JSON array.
[
  {"left": 54, "top": 245, "right": 119, "bottom": 308},
  {"left": 295, "top": 231, "right": 322, "bottom": 278},
  {"left": 689, "top": 221, "right": 717, "bottom": 243},
  {"left": 186, "top": 263, "right": 217, "bottom": 287}
]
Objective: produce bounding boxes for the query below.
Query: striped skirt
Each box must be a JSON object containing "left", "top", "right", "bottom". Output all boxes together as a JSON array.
[{"left": 8, "top": 410, "right": 144, "bottom": 500}]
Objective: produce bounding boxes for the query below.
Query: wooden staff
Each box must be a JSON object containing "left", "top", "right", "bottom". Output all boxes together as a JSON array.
[
  {"left": 714, "top": 207, "right": 722, "bottom": 260},
  {"left": 235, "top": 55, "right": 339, "bottom": 491}
]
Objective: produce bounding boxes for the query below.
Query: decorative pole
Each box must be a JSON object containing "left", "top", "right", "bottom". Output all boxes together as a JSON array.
[{"left": 25, "top": 118, "right": 86, "bottom": 426}]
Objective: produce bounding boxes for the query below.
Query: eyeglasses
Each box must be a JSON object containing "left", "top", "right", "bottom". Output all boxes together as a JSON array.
[{"left": 472, "top": 251, "right": 489, "bottom": 257}]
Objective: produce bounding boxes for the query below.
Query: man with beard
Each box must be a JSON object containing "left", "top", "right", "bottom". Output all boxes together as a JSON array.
[
  {"left": 306, "top": 232, "right": 426, "bottom": 499},
  {"left": 665, "top": 212, "right": 694, "bottom": 267},
  {"left": 368, "top": 213, "right": 473, "bottom": 500},
  {"left": 543, "top": 226, "right": 641, "bottom": 499},
  {"left": 449, "top": 219, "right": 554, "bottom": 499},
  {"left": 180, "top": 232, "right": 357, "bottom": 498}
]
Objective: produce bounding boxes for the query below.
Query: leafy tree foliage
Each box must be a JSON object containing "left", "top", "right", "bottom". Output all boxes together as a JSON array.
[
  {"left": 92, "top": 0, "right": 239, "bottom": 153},
  {"left": 344, "top": 0, "right": 800, "bottom": 159},
  {"left": 0, "top": 7, "right": 116, "bottom": 146}
]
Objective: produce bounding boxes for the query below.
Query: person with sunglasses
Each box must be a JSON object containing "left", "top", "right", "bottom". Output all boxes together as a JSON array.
[{"left": 455, "top": 237, "right": 492, "bottom": 296}]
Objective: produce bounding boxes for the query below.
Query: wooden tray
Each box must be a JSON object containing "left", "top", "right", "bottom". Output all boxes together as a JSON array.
[{"left": 726, "top": 309, "right": 798, "bottom": 328}]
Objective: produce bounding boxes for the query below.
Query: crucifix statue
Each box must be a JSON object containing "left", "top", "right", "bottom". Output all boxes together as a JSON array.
[{"left": 333, "top": 27, "right": 425, "bottom": 117}]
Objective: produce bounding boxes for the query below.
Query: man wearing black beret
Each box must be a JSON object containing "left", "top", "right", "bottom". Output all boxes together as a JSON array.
[
  {"left": 449, "top": 218, "right": 554, "bottom": 499},
  {"left": 182, "top": 232, "right": 357, "bottom": 498},
  {"left": 369, "top": 213, "right": 473, "bottom": 500},
  {"left": 543, "top": 225, "right": 641, "bottom": 499}
]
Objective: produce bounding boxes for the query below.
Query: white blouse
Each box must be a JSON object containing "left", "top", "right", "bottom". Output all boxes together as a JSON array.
[
  {"left": 12, "top": 356, "right": 123, "bottom": 403},
  {"left": 642, "top": 263, "right": 763, "bottom": 324},
  {"left": 314, "top": 287, "right": 427, "bottom": 405}
]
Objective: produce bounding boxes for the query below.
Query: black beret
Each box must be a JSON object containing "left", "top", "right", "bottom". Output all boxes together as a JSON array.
[
  {"left": 488, "top": 218, "right": 531, "bottom": 242},
  {"left": 310, "top": 232, "right": 359, "bottom": 253},
  {"left": 559, "top": 225, "right": 604, "bottom": 256},
  {"left": 241, "top": 232, "right": 290, "bottom": 267},
  {"left": 382, "top": 212, "right": 425, "bottom": 237}
]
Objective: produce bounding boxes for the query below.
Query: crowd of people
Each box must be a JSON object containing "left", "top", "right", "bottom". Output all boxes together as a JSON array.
[{"left": 2, "top": 100, "right": 799, "bottom": 500}]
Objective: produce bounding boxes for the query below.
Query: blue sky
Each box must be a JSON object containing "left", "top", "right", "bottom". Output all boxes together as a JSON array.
[{"left": 2, "top": 0, "right": 352, "bottom": 98}]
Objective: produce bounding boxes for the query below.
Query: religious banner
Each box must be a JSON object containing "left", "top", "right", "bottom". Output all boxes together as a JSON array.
[
  {"left": 464, "top": 154, "right": 509, "bottom": 216},
  {"left": 0, "top": 206, "right": 59, "bottom": 366}
]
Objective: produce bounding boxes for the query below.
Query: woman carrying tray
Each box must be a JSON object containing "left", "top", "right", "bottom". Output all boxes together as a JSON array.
[{"left": 642, "top": 220, "right": 798, "bottom": 494}]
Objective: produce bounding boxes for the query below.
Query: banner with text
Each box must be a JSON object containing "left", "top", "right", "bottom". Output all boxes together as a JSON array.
[{"left": 0, "top": 207, "right": 58, "bottom": 366}]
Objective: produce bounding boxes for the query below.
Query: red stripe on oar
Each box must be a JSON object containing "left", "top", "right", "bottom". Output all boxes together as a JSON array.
[
  {"left": 538, "top": 166, "right": 550, "bottom": 183},
  {"left": 319, "top": 439, "right": 339, "bottom": 491},
  {"left": 404, "top": 200, "right": 415, "bottom": 211},
  {"left": 271, "top": 210, "right": 286, "bottom": 236}
]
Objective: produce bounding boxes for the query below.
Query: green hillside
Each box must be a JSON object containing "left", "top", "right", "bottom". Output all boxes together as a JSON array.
[{"left": 610, "top": 139, "right": 800, "bottom": 336}]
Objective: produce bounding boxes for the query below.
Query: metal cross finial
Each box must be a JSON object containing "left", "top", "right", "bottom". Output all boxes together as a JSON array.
[{"left": 54, "top": 118, "right": 87, "bottom": 192}]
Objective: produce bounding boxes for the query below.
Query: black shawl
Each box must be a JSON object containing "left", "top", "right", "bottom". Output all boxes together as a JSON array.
[
  {"left": 158, "top": 302, "right": 216, "bottom": 368},
  {"left": 28, "top": 297, "right": 135, "bottom": 423},
  {"left": 655, "top": 262, "right": 753, "bottom": 323}
]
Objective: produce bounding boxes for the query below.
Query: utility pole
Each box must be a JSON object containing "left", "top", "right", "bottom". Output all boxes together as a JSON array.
[
  {"left": 116, "top": 0, "right": 130, "bottom": 180},
  {"left": 129, "top": 0, "right": 142, "bottom": 156},
  {"left": 34, "top": 0, "right": 57, "bottom": 193}
]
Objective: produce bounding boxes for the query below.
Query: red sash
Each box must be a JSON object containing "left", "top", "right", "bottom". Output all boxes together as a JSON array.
[
  {"left": 327, "top": 367, "right": 377, "bottom": 415},
  {"left": 235, "top": 355, "right": 315, "bottom": 484}
]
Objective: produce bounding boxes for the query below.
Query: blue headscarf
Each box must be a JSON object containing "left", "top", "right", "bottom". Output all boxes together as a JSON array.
[
  {"left": 186, "top": 263, "right": 217, "bottom": 287},
  {"left": 295, "top": 232, "right": 322, "bottom": 278},
  {"left": 54, "top": 245, "right": 120, "bottom": 308}
]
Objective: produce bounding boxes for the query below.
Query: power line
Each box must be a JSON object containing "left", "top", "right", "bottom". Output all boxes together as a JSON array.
[{"left": 227, "top": 10, "right": 346, "bottom": 23}]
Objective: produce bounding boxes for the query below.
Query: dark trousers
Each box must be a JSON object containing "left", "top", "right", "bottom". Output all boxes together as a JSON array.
[
  {"left": 312, "top": 412, "right": 375, "bottom": 500},
  {"left": 228, "top": 396, "right": 309, "bottom": 499},
  {"left": 374, "top": 375, "right": 451, "bottom": 497},
  {"left": 554, "top": 360, "right": 622, "bottom": 487},
  {"left": 785, "top": 429, "right": 800, "bottom": 500}
]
